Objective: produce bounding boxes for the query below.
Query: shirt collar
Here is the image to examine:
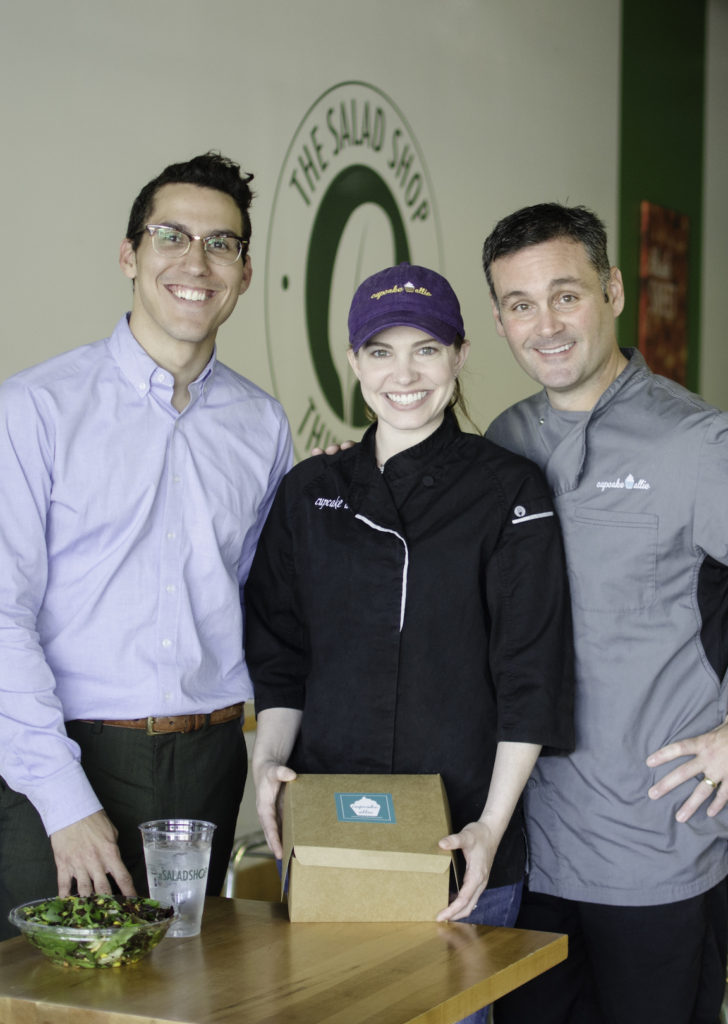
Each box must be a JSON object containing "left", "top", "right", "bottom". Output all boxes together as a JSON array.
[
  {"left": 533, "top": 346, "right": 646, "bottom": 421},
  {"left": 348, "top": 408, "right": 461, "bottom": 515},
  {"left": 108, "top": 314, "right": 217, "bottom": 401},
  {"left": 537, "top": 347, "right": 648, "bottom": 497},
  {"left": 590, "top": 347, "right": 646, "bottom": 413}
]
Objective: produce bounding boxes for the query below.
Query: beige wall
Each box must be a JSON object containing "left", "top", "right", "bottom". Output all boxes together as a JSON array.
[
  {"left": 2, "top": 1, "right": 725, "bottom": 419},
  {"left": 1, "top": 0, "right": 622, "bottom": 431}
]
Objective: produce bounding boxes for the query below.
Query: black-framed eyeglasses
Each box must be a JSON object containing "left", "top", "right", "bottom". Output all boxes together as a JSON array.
[{"left": 142, "top": 224, "right": 247, "bottom": 265}]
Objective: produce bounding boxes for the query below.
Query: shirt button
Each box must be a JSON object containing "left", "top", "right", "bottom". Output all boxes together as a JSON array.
[
  {"left": 422, "top": 475, "right": 435, "bottom": 487},
  {"left": 165, "top": 584, "right": 176, "bottom": 594},
  {"left": 166, "top": 531, "right": 176, "bottom": 540},
  {"left": 161, "top": 638, "right": 173, "bottom": 649},
  {"left": 539, "top": 417, "right": 545, "bottom": 425}
]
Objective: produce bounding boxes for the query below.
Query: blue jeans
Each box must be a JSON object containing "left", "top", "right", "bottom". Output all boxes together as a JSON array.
[{"left": 456, "top": 878, "right": 524, "bottom": 1024}]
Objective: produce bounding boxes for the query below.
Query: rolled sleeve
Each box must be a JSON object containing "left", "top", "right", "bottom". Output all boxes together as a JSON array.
[{"left": 486, "top": 469, "right": 576, "bottom": 754}]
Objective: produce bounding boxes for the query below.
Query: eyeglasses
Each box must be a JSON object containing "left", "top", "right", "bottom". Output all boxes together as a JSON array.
[{"left": 142, "top": 224, "right": 247, "bottom": 265}]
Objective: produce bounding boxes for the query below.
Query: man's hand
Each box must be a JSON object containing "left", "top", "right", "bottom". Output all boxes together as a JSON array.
[
  {"left": 310, "top": 441, "right": 356, "bottom": 456},
  {"left": 50, "top": 810, "right": 136, "bottom": 897},
  {"left": 436, "top": 820, "right": 498, "bottom": 922},
  {"left": 647, "top": 717, "right": 728, "bottom": 822}
]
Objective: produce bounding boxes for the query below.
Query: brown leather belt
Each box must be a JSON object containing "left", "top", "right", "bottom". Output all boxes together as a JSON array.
[{"left": 79, "top": 702, "right": 244, "bottom": 736}]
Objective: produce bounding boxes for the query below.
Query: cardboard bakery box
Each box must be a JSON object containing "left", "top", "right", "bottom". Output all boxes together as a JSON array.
[{"left": 281, "top": 773, "right": 454, "bottom": 922}]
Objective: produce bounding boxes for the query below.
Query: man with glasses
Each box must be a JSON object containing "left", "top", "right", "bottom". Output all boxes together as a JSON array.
[{"left": 0, "top": 152, "right": 292, "bottom": 938}]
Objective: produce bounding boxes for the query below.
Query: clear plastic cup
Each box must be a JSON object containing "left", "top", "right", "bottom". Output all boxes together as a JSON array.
[{"left": 138, "top": 819, "right": 217, "bottom": 938}]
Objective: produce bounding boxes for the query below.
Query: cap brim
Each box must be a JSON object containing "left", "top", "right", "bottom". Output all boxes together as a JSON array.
[{"left": 351, "top": 312, "right": 459, "bottom": 351}]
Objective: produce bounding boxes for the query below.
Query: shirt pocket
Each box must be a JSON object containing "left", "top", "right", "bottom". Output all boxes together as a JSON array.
[{"left": 566, "top": 505, "right": 658, "bottom": 612}]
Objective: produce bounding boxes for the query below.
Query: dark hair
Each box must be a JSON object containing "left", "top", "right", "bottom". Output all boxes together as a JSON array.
[
  {"left": 482, "top": 202, "right": 611, "bottom": 303},
  {"left": 445, "top": 337, "right": 475, "bottom": 427},
  {"left": 125, "top": 151, "right": 255, "bottom": 250}
]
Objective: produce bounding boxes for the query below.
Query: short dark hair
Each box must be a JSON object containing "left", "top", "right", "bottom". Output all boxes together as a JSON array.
[
  {"left": 126, "top": 151, "right": 255, "bottom": 251},
  {"left": 482, "top": 202, "right": 611, "bottom": 303}
]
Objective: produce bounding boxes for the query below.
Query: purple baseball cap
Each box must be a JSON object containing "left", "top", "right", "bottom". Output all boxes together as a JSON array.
[{"left": 348, "top": 262, "right": 465, "bottom": 352}]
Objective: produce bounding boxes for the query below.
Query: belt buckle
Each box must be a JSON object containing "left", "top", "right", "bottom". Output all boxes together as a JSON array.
[{"left": 146, "top": 716, "right": 159, "bottom": 735}]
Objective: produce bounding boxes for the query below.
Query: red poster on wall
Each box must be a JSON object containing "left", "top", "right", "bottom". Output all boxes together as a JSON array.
[{"left": 638, "top": 201, "right": 689, "bottom": 385}]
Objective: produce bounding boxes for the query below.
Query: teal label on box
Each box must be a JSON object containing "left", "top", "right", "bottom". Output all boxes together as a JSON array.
[{"left": 335, "top": 792, "right": 396, "bottom": 823}]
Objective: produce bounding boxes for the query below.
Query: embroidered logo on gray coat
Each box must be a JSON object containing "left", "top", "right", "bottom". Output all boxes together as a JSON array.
[{"left": 596, "top": 473, "right": 651, "bottom": 493}]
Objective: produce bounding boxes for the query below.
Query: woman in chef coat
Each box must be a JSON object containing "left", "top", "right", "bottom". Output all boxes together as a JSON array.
[{"left": 245, "top": 264, "right": 574, "bottom": 1013}]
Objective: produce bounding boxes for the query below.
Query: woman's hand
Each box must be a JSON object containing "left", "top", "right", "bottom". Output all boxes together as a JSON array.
[
  {"left": 251, "top": 707, "right": 303, "bottom": 858},
  {"left": 436, "top": 820, "right": 498, "bottom": 921},
  {"left": 436, "top": 740, "right": 542, "bottom": 923},
  {"left": 253, "top": 760, "right": 297, "bottom": 859}
]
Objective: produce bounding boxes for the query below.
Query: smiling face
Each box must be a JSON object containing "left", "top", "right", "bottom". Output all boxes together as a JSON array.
[
  {"left": 119, "top": 182, "right": 251, "bottom": 368},
  {"left": 347, "top": 325, "right": 469, "bottom": 459},
  {"left": 489, "top": 237, "right": 626, "bottom": 411}
]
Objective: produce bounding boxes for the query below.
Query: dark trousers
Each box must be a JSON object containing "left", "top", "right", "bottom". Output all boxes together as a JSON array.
[
  {"left": 0, "top": 718, "right": 246, "bottom": 941},
  {"left": 493, "top": 880, "right": 728, "bottom": 1024}
]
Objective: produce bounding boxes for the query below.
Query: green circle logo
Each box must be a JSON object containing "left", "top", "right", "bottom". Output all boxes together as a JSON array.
[{"left": 265, "top": 81, "right": 443, "bottom": 458}]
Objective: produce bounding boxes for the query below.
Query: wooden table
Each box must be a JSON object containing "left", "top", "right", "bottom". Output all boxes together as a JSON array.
[{"left": 0, "top": 897, "right": 566, "bottom": 1023}]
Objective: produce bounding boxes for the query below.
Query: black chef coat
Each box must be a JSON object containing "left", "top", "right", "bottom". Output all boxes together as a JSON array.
[{"left": 246, "top": 410, "right": 574, "bottom": 886}]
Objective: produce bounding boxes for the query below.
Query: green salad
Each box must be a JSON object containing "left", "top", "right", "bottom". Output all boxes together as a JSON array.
[{"left": 11, "top": 895, "right": 175, "bottom": 968}]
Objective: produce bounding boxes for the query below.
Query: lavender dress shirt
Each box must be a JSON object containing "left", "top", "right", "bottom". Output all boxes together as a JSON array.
[{"left": 0, "top": 316, "right": 292, "bottom": 834}]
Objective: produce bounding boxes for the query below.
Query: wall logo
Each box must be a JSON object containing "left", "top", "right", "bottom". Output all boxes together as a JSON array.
[{"left": 264, "top": 81, "right": 442, "bottom": 458}]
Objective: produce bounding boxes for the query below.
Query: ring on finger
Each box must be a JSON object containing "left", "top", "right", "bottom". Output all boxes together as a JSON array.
[{"left": 702, "top": 776, "right": 720, "bottom": 790}]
